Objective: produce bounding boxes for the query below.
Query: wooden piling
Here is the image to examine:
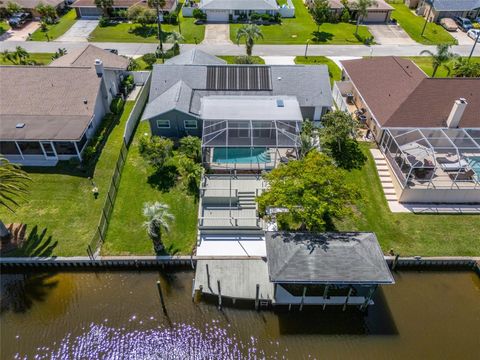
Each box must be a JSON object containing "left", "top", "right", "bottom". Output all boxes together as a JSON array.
[
  {"left": 322, "top": 284, "right": 329, "bottom": 310},
  {"left": 191, "top": 278, "right": 196, "bottom": 302},
  {"left": 343, "top": 287, "right": 353, "bottom": 312},
  {"left": 157, "top": 280, "right": 167, "bottom": 314},
  {"left": 392, "top": 254, "right": 400, "bottom": 270},
  {"left": 255, "top": 284, "right": 260, "bottom": 310},
  {"left": 217, "top": 280, "right": 222, "bottom": 310},
  {"left": 299, "top": 286, "right": 307, "bottom": 311}
]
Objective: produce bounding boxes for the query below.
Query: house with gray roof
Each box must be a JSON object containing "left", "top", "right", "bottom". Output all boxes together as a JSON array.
[
  {"left": 164, "top": 49, "right": 227, "bottom": 65},
  {"left": 265, "top": 231, "right": 394, "bottom": 308},
  {"left": 416, "top": 0, "right": 480, "bottom": 22},
  {"left": 0, "top": 47, "right": 129, "bottom": 166}
]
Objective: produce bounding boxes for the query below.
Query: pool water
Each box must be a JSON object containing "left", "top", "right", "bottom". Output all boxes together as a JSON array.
[
  {"left": 467, "top": 156, "right": 480, "bottom": 179},
  {"left": 213, "top": 147, "right": 271, "bottom": 164}
]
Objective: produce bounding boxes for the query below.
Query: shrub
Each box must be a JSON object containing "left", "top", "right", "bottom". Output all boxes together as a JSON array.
[
  {"left": 138, "top": 135, "right": 175, "bottom": 169},
  {"left": 340, "top": 8, "right": 350, "bottom": 22},
  {"left": 120, "top": 74, "right": 134, "bottom": 95},
  {"left": 99, "top": 16, "right": 110, "bottom": 27},
  {"left": 110, "top": 97, "right": 125, "bottom": 114},
  {"left": 142, "top": 53, "right": 157, "bottom": 68},
  {"left": 234, "top": 55, "right": 259, "bottom": 64},
  {"left": 179, "top": 136, "right": 201, "bottom": 163},
  {"left": 193, "top": 8, "right": 206, "bottom": 21},
  {"left": 81, "top": 146, "right": 96, "bottom": 164}
]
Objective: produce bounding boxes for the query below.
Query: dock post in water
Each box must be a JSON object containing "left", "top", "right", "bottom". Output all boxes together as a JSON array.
[
  {"left": 299, "top": 286, "right": 307, "bottom": 311},
  {"left": 191, "top": 278, "right": 195, "bottom": 302},
  {"left": 217, "top": 280, "right": 222, "bottom": 310},
  {"left": 343, "top": 287, "right": 353, "bottom": 312},
  {"left": 156, "top": 280, "right": 167, "bottom": 315},
  {"left": 322, "top": 284, "right": 329, "bottom": 310},
  {"left": 255, "top": 284, "right": 260, "bottom": 310},
  {"left": 392, "top": 254, "right": 400, "bottom": 270}
]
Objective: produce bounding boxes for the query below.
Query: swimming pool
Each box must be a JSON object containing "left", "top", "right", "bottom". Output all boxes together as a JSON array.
[
  {"left": 213, "top": 147, "right": 271, "bottom": 164},
  {"left": 467, "top": 156, "right": 480, "bottom": 179}
]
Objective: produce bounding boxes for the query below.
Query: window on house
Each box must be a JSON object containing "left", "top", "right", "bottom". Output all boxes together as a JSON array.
[
  {"left": 184, "top": 119, "right": 197, "bottom": 129},
  {"left": 157, "top": 120, "right": 171, "bottom": 129},
  {"left": 54, "top": 142, "right": 77, "bottom": 155},
  {"left": 17, "top": 141, "right": 43, "bottom": 155},
  {"left": 0, "top": 141, "right": 20, "bottom": 155}
]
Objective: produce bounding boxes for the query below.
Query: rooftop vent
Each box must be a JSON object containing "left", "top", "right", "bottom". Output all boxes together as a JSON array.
[
  {"left": 83, "top": 98, "right": 88, "bottom": 104},
  {"left": 16, "top": 123, "right": 25, "bottom": 128},
  {"left": 276, "top": 99, "right": 284, "bottom": 107}
]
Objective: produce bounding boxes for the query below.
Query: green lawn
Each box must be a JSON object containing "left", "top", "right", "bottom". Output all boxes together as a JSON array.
[
  {"left": 0, "top": 21, "right": 10, "bottom": 35},
  {"left": 0, "top": 53, "right": 54, "bottom": 65},
  {"left": 102, "top": 121, "right": 198, "bottom": 256},
  {"left": 335, "top": 143, "right": 480, "bottom": 256},
  {"left": 89, "top": 6, "right": 205, "bottom": 43},
  {"left": 294, "top": 56, "right": 341, "bottom": 86},
  {"left": 230, "top": 0, "right": 372, "bottom": 44},
  {"left": 0, "top": 102, "right": 135, "bottom": 257},
  {"left": 218, "top": 55, "right": 265, "bottom": 64},
  {"left": 30, "top": 9, "right": 77, "bottom": 41},
  {"left": 390, "top": 3, "right": 455, "bottom": 45},
  {"left": 407, "top": 56, "right": 480, "bottom": 77}
]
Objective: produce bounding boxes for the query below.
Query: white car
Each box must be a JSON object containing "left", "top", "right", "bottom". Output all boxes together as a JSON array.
[{"left": 467, "top": 29, "right": 480, "bottom": 42}]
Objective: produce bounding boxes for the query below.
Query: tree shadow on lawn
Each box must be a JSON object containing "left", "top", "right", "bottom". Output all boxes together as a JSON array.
[
  {"left": 1, "top": 225, "right": 58, "bottom": 258},
  {"left": 311, "top": 31, "right": 334, "bottom": 43}
]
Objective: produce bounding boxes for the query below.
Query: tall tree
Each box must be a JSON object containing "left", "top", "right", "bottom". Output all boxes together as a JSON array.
[
  {"left": 453, "top": 57, "right": 480, "bottom": 78},
  {"left": 94, "top": 0, "right": 114, "bottom": 17},
  {"left": 35, "top": 2, "right": 57, "bottom": 23},
  {"left": 235, "top": 24, "right": 263, "bottom": 56},
  {"left": 167, "top": 31, "right": 184, "bottom": 56},
  {"left": 178, "top": 135, "right": 202, "bottom": 163},
  {"left": 0, "top": 157, "right": 31, "bottom": 238},
  {"left": 142, "top": 201, "right": 174, "bottom": 252},
  {"left": 6, "top": 1, "right": 23, "bottom": 16},
  {"left": 148, "top": 0, "right": 166, "bottom": 52},
  {"left": 354, "top": 0, "right": 377, "bottom": 35},
  {"left": 420, "top": 44, "right": 458, "bottom": 77},
  {"left": 310, "top": 0, "right": 330, "bottom": 32},
  {"left": 319, "top": 110, "right": 366, "bottom": 170},
  {"left": 256, "top": 151, "right": 361, "bottom": 231}
]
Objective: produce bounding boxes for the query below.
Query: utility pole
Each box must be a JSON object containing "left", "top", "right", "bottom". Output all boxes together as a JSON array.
[
  {"left": 468, "top": 31, "right": 480, "bottom": 60},
  {"left": 421, "top": 0, "right": 434, "bottom": 36}
]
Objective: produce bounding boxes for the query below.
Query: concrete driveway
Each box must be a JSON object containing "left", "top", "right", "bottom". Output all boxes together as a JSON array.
[
  {"left": 0, "top": 21, "right": 40, "bottom": 41},
  {"left": 450, "top": 30, "right": 475, "bottom": 45},
  {"left": 57, "top": 20, "right": 98, "bottom": 42},
  {"left": 202, "top": 24, "right": 231, "bottom": 45},
  {"left": 368, "top": 24, "right": 416, "bottom": 45}
]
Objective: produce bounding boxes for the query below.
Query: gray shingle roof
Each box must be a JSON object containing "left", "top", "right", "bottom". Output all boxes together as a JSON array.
[
  {"left": 265, "top": 232, "right": 394, "bottom": 284},
  {"left": 144, "top": 62, "right": 332, "bottom": 120},
  {"left": 165, "top": 49, "right": 227, "bottom": 65},
  {"left": 429, "top": 0, "right": 480, "bottom": 11},
  {"left": 200, "top": 0, "right": 278, "bottom": 10}
]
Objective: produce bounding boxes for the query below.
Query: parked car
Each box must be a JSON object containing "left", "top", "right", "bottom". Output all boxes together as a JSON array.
[
  {"left": 8, "top": 12, "right": 31, "bottom": 28},
  {"left": 454, "top": 16, "right": 473, "bottom": 32},
  {"left": 440, "top": 18, "right": 457, "bottom": 31},
  {"left": 467, "top": 29, "right": 480, "bottom": 42}
]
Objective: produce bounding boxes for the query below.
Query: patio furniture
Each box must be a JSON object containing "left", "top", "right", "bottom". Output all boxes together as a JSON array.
[
  {"left": 439, "top": 159, "right": 468, "bottom": 172},
  {"left": 346, "top": 93, "right": 354, "bottom": 104}
]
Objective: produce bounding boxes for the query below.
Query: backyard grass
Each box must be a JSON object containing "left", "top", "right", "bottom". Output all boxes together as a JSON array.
[
  {"left": 89, "top": 5, "right": 205, "bottom": 43},
  {"left": 218, "top": 55, "right": 265, "bottom": 64},
  {"left": 102, "top": 121, "right": 198, "bottom": 256},
  {"left": 335, "top": 143, "right": 480, "bottom": 256},
  {"left": 230, "top": 0, "right": 372, "bottom": 44},
  {"left": 29, "top": 9, "right": 77, "bottom": 41},
  {"left": 390, "top": 3, "right": 455, "bottom": 45},
  {"left": 294, "top": 56, "right": 341, "bottom": 86},
  {"left": 0, "top": 102, "right": 135, "bottom": 257},
  {"left": 0, "top": 21, "right": 10, "bottom": 34},
  {"left": 407, "top": 56, "right": 480, "bottom": 77},
  {"left": 0, "top": 52, "right": 54, "bottom": 65}
]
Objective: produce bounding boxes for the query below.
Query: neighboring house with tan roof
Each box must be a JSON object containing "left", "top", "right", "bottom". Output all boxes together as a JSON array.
[
  {"left": 71, "top": 0, "right": 178, "bottom": 18},
  {"left": 0, "top": 0, "right": 66, "bottom": 18},
  {"left": 305, "top": 0, "right": 393, "bottom": 23},
  {"left": 0, "top": 46, "right": 129, "bottom": 166},
  {"left": 334, "top": 56, "right": 480, "bottom": 204}
]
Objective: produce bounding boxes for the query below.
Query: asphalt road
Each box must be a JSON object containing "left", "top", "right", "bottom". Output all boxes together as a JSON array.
[{"left": 1, "top": 40, "right": 479, "bottom": 58}]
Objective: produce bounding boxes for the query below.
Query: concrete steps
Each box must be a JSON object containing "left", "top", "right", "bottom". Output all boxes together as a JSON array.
[
  {"left": 238, "top": 191, "right": 257, "bottom": 209},
  {"left": 371, "top": 149, "right": 399, "bottom": 203}
]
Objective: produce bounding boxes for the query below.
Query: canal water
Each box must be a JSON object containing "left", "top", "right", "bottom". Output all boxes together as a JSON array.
[{"left": 1, "top": 270, "right": 479, "bottom": 359}]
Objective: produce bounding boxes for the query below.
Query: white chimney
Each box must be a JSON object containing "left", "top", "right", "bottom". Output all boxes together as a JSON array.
[
  {"left": 94, "top": 59, "right": 104, "bottom": 77},
  {"left": 446, "top": 98, "right": 468, "bottom": 128}
]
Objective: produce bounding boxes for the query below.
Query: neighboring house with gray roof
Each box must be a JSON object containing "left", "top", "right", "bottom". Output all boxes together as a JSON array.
[
  {"left": 164, "top": 49, "right": 227, "bottom": 65},
  {"left": 193, "top": 0, "right": 294, "bottom": 22},
  {"left": 416, "top": 0, "right": 480, "bottom": 22},
  {"left": 0, "top": 48, "right": 129, "bottom": 166},
  {"left": 0, "top": 0, "right": 65, "bottom": 18},
  {"left": 265, "top": 231, "right": 394, "bottom": 307},
  {"left": 143, "top": 60, "right": 332, "bottom": 139}
]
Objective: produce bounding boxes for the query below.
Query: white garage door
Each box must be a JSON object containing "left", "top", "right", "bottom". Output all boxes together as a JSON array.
[
  {"left": 206, "top": 10, "right": 229, "bottom": 22},
  {"left": 365, "top": 10, "right": 388, "bottom": 23}
]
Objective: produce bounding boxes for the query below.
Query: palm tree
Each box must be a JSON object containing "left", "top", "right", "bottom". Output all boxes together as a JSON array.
[
  {"left": 142, "top": 201, "right": 174, "bottom": 252},
  {"left": 355, "top": 0, "right": 377, "bottom": 35},
  {"left": 236, "top": 24, "right": 263, "bottom": 56},
  {"left": 167, "top": 31, "right": 184, "bottom": 56},
  {"left": 299, "top": 133, "right": 316, "bottom": 159},
  {"left": 148, "top": 0, "right": 166, "bottom": 52},
  {"left": 2, "top": 47, "right": 31, "bottom": 65},
  {"left": 420, "top": 44, "right": 458, "bottom": 77},
  {"left": 0, "top": 157, "right": 31, "bottom": 238}
]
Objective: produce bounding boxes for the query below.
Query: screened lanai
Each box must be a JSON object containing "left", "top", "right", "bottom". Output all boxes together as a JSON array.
[
  {"left": 380, "top": 128, "right": 480, "bottom": 189},
  {"left": 201, "top": 96, "right": 303, "bottom": 171}
]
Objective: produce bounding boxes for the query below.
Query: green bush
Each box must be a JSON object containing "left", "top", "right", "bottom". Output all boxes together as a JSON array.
[
  {"left": 193, "top": 8, "right": 206, "bottom": 21},
  {"left": 99, "top": 16, "right": 110, "bottom": 27},
  {"left": 143, "top": 53, "right": 157, "bottom": 68},
  {"left": 110, "top": 97, "right": 125, "bottom": 114},
  {"left": 82, "top": 145, "right": 96, "bottom": 164}
]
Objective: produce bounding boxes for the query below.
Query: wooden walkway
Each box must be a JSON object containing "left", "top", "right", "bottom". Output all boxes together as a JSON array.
[{"left": 194, "top": 259, "right": 274, "bottom": 301}]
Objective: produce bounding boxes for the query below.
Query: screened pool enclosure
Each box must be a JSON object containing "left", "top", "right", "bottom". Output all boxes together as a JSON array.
[{"left": 380, "top": 128, "right": 480, "bottom": 190}]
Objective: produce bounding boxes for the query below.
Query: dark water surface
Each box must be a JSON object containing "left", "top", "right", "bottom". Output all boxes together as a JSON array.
[{"left": 0, "top": 270, "right": 479, "bottom": 359}]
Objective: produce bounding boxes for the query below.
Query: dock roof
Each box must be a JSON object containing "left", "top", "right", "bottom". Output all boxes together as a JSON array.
[{"left": 265, "top": 232, "right": 394, "bottom": 285}]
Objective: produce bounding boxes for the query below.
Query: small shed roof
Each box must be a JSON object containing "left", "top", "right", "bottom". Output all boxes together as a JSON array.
[
  {"left": 265, "top": 232, "right": 394, "bottom": 285},
  {"left": 200, "top": 96, "right": 303, "bottom": 121}
]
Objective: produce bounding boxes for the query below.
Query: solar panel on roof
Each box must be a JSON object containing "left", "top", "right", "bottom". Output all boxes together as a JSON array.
[{"left": 206, "top": 66, "right": 271, "bottom": 91}]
